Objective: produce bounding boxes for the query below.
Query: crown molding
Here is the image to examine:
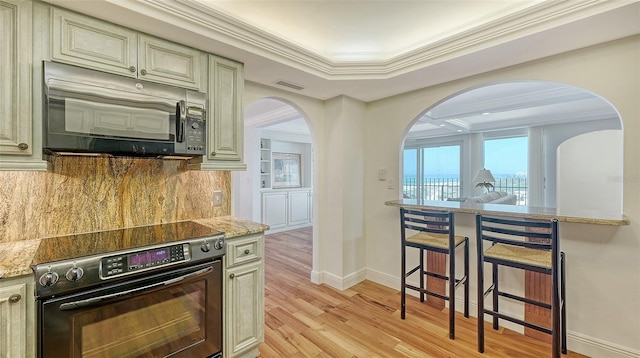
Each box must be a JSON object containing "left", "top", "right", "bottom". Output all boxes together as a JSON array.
[
  {"left": 136, "top": 0, "right": 635, "bottom": 79},
  {"left": 245, "top": 105, "right": 302, "bottom": 128},
  {"left": 47, "top": 0, "right": 637, "bottom": 83}
]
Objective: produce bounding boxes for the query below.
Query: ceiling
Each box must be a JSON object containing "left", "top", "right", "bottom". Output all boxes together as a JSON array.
[{"left": 45, "top": 0, "right": 638, "bottom": 133}]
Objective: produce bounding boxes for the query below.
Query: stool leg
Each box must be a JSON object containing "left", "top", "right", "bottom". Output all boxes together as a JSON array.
[
  {"left": 401, "top": 242, "right": 406, "bottom": 320},
  {"left": 477, "top": 241, "right": 485, "bottom": 353},
  {"left": 449, "top": 247, "right": 455, "bottom": 340},
  {"left": 552, "top": 264, "right": 560, "bottom": 358},
  {"left": 464, "top": 239, "right": 469, "bottom": 318},
  {"left": 561, "top": 252, "right": 567, "bottom": 354},
  {"left": 492, "top": 263, "right": 499, "bottom": 330},
  {"left": 420, "top": 249, "right": 425, "bottom": 303}
]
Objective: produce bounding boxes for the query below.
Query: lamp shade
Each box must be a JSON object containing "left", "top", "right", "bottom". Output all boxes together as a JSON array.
[{"left": 473, "top": 169, "right": 495, "bottom": 183}]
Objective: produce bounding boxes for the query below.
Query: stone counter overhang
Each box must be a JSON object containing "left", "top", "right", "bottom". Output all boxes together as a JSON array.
[
  {"left": 385, "top": 199, "right": 630, "bottom": 226},
  {"left": 0, "top": 216, "right": 269, "bottom": 279}
]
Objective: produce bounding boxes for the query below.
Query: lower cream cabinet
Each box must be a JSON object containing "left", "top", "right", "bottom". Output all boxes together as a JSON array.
[
  {"left": 224, "top": 233, "right": 264, "bottom": 358},
  {"left": 0, "top": 275, "right": 36, "bottom": 358}
]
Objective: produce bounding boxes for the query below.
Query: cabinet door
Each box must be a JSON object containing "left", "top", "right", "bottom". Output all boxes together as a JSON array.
[
  {"left": 51, "top": 7, "right": 138, "bottom": 77},
  {"left": 288, "top": 190, "right": 312, "bottom": 226},
  {"left": 138, "top": 34, "right": 203, "bottom": 90},
  {"left": 0, "top": 283, "right": 28, "bottom": 357},
  {"left": 225, "top": 262, "right": 264, "bottom": 358},
  {"left": 0, "top": 0, "right": 32, "bottom": 157},
  {"left": 207, "top": 55, "right": 245, "bottom": 164},
  {"left": 261, "top": 192, "right": 288, "bottom": 230}
]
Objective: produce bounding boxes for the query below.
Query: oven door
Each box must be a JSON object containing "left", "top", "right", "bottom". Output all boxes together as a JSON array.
[{"left": 38, "top": 260, "right": 222, "bottom": 358}]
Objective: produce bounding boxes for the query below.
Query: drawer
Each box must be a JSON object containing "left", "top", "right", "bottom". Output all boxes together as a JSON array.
[{"left": 225, "top": 234, "right": 263, "bottom": 268}]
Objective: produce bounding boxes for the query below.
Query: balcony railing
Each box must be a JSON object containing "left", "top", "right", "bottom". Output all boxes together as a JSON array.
[{"left": 403, "top": 177, "right": 528, "bottom": 205}]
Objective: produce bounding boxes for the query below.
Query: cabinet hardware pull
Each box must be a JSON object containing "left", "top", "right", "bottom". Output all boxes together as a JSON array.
[
  {"left": 129, "top": 66, "right": 136, "bottom": 73},
  {"left": 140, "top": 69, "right": 147, "bottom": 75},
  {"left": 9, "top": 294, "right": 21, "bottom": 303},
  {"left": 229, "top": 273, "right": 235, "bottom": 279},
  {"left": 244, "top": 249, "right": 250, "bottom": 255},
  {"left": 18, "top": 143, "right": 28, "bottom": 150},
  {"left": 211, "top": 151, "right": 217, "bottom": 156}
]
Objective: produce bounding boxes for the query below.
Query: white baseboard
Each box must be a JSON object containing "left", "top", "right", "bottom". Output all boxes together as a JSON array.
[
  {"left": 312, "top": 268, "right": 367, "bottom": 290},
  {"left": 568, "top": 332, "right": 640, "bottom": 358}
]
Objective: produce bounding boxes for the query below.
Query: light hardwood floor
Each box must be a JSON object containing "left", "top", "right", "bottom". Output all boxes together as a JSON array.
[{"left": 260, "top": 227, "right": 587, "bottom": 358}]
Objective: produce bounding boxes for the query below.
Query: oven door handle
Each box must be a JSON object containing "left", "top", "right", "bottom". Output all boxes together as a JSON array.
[{"left": 58, "top": 266, "right": 212, "bottom": 311}]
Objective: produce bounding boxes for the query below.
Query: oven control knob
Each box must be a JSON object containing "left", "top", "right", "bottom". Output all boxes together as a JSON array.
[
  {"left": 39, "top": 271, "right": 59, "bottom": 287},
  {"left": 65, "top": 266, "right": 84, "bottom": 282},
  {"left": 201, "top": 241, "right": 211, "bottom": 252},
  {"left": 214, "top": 238, "right": 225, "bottom": 250}
]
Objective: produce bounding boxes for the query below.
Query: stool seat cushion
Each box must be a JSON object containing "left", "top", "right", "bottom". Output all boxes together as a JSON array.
[
  {"left": 406, "top": 232, "right": 466, "bottom": 249},
  {"left": 484, "top": 243, "right": 551, "bottom": 269}
]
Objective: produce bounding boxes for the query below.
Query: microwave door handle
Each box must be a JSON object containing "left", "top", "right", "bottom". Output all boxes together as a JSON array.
[
  {"left": 58, "top": 266, "right": 212, "bottom": 311},
  {"left": 176, "top": 100, "right": 186, "bottom": 142}
]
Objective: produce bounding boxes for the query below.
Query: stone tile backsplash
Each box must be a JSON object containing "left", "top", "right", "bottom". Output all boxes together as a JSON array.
[{"left": 0, "top": 155, "right": 230, "bottom": 242}]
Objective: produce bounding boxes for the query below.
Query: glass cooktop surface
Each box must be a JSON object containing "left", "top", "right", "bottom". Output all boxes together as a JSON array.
[{"left": 32, "top": 221, "right": 223, "bottom": 264}]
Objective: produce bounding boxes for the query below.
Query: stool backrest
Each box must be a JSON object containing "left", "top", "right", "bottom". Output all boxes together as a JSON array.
[
  {"left": 475, "top": 213, "right": 559, "bottom": 268},
  {"left": 400, "top": 208, "right": 454, "bottom": 239}
]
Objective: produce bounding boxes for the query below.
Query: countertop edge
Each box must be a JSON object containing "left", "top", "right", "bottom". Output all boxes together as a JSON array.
[{"left": 384, "top": 200, "right": 629, "bottom": 226}]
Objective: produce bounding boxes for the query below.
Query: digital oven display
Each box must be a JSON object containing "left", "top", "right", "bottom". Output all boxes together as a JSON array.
[{"left": 129, "top": 249, "right": 169, "bottom": 267}]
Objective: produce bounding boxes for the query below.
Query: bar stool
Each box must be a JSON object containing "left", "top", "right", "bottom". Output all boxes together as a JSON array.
[
  {"left": 475, "top": 213, "right": 567, "bottom": 358},
  {"left": 400, "top": 208, "right": 469, "bottom": 340}
]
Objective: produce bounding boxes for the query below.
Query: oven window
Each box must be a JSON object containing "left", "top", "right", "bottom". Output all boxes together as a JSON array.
[{"left": 72, "top": 282, "right": 206, "bottom": 358}]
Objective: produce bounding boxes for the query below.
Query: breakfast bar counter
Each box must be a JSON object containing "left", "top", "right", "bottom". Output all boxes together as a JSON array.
[{"left": 385, "top": 199, "right": 629, "bottom": 226}]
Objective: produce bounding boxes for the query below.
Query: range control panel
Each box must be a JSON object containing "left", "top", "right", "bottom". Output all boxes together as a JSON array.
[{"left": 101, "top": 243, "right": 191, "bottom": 278}]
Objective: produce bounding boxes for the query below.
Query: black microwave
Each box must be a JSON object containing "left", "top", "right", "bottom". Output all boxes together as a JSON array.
[{"left": 43, "top": 61, "right": 206, "bottom": 157}]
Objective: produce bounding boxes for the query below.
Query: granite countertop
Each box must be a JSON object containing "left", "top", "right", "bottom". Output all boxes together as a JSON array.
[
  {"left": 0, "top": 216, "right": 269, "bottom": 280},
  {"left": 385, "top": 199, "right": 630, "bottom": 226}
]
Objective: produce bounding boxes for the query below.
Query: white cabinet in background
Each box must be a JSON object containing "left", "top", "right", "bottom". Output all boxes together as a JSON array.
[
  {"left": 0, "top": 275, "right": 36, "bottom": 358},
  {"left": 223, "top": 233, "right": 264, "bottom": 358},
  {"left": 261, "top": 189, "right": 313, "bottom": 233},
  {"left": 288, "top": 190, "right": 312, "bottom": 226},
  {"left": 51, "top": 7, "right": 205, "bottom": 90},
  {"left": 261, "top": 191, "right": 288, "bottom": 231}
]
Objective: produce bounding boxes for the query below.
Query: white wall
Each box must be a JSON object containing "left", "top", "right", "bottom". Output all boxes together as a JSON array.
[
  {"left": 557, "top": 130, "right": 623, "bottom": 219},
  {"left": 544, "top": 118, "right": 622, "bottom": 208},
  {"left": 364, "top": 36, "right": 639, "bottom": 357}
]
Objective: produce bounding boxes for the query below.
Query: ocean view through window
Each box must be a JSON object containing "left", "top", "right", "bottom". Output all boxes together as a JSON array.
[{"left": 403, "top": 136, "right": 528, "bottom": 205}]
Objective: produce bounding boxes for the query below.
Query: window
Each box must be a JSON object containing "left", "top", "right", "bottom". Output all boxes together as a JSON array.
[
  {"left": 403, "top": 144, "right": 461, "bottom": 201},
  {"left": 483, "top": 136, "right": 528, "bottom": 205}
]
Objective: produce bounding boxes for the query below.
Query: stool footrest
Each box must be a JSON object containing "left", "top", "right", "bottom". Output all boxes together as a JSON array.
[
  {"left": 483, "top": 309, "right": 553, "bottom": 335},
  {"left": 454, "top": 276, "right": 467, "bottom": 289},
  {"left": 499, "top": 291, "right": 552, "bottom": 310},
  {"left": 406, "top": 284, "right": 449, "bottom": 301}
]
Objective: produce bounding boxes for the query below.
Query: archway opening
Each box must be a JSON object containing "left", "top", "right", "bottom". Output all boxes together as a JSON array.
[
  {"left": 233, "top": 96, "right": 315, "bottom": 247},
  {"left": 402, "top": 80, "right": 623, "bottom": 217}
]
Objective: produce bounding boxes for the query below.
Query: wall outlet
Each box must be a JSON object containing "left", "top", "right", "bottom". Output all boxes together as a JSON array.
[
  {"left": 213, "top": 190, "right": 223, "bottom": 207},
  {"left": 387, "top": 178, "right": 395, "bottom": 189}
]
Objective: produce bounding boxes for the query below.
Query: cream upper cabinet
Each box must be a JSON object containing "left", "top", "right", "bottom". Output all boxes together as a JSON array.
[
  {"left": 224, "top": 233, "right": 265, "bottom": 358},
  {"left": 199, "top": 54, "right": 246, "bottom": 170},
  {"left": 0, "top": 0, "right": 42, "bottom": 170},
  {"left": 0, "top": 275, "right": 36, "bottom": 358},
  {"left": 51, "top": 7, "right": 204, "bottom": 91}
]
